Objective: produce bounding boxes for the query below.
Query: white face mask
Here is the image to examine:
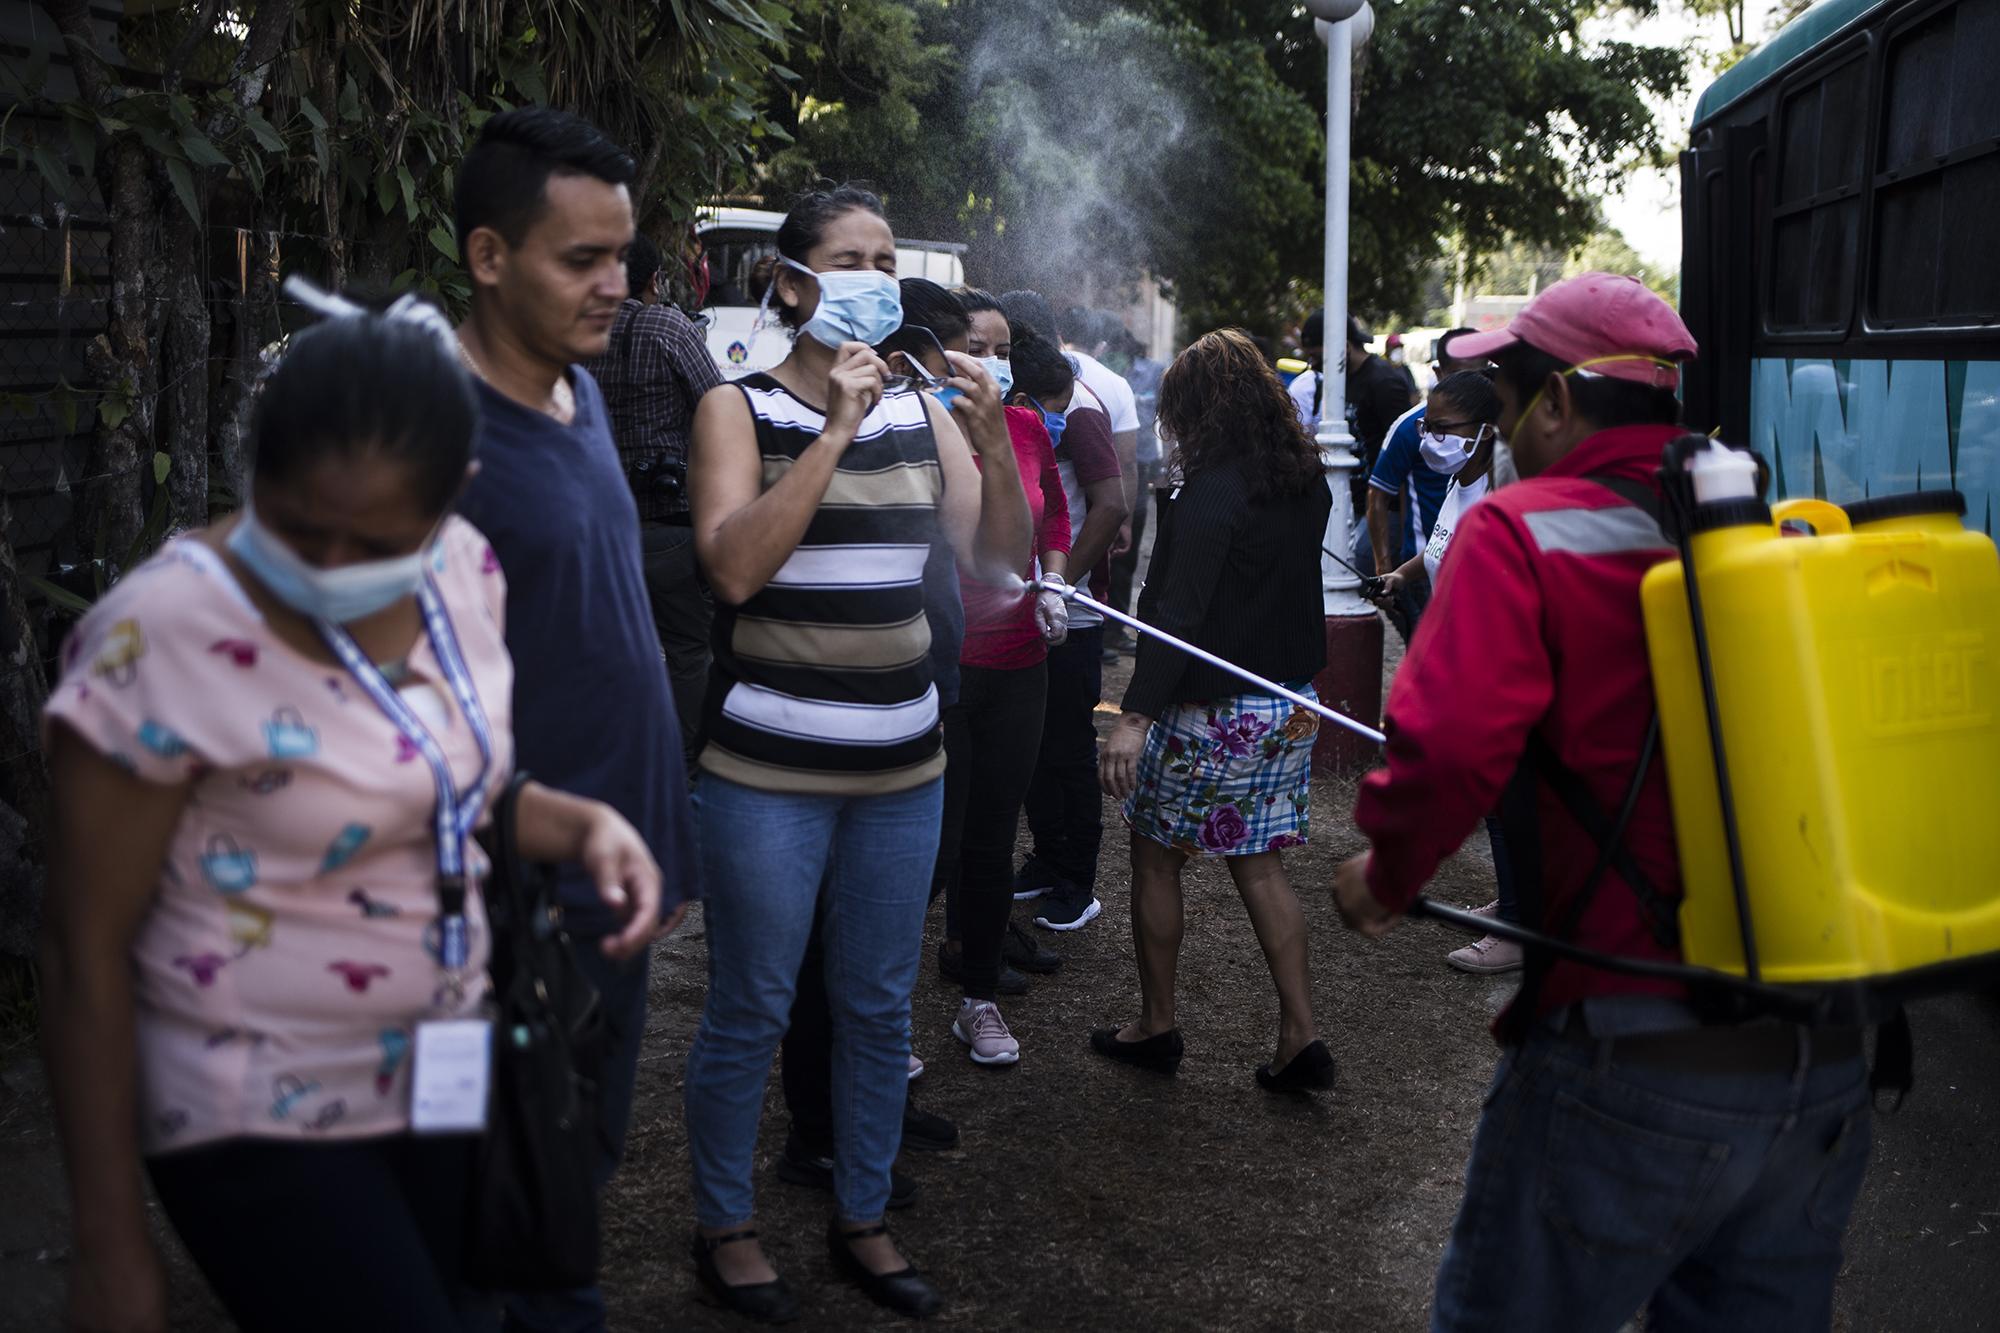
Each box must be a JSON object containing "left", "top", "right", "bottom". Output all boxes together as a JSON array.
[
  {"left": 227, "top": 499, "right": 435, "bottom": 624},
  {"left": 1420, "top": 424, "right": 1487, "bottom": 476}
]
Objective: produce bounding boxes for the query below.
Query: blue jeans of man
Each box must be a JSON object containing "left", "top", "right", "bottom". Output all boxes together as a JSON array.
[
  {"left": 1431, "top": 1016, "right": 1872, "bottom": 1332},
  {"left": 502, "top": 940, "right": 651, "bottom": 1333},
  {"left": 684, "top": 772, "right": 943, "bottom": 1226}
]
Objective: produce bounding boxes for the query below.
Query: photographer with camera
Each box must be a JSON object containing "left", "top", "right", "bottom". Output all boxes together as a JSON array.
[{"left": 586, "top": 231, "right": 726, "bottom": 765}]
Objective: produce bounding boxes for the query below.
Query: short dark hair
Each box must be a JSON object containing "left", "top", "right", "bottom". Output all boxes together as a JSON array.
[
  {"left": 1434, "top": 326, "right": 1479, "bottom": 365},
  {"left": 751, "top": 183, "right": 888, "bottom": 330},
  {"left": 1494, "top": 342, "right": 1682, "bottom": 430},
  {"left": 1432, "top": 369, "right": 1501, "bottom": 425},
  {"left": 253, "top": 308, "right": 477, "bottom": 517},
  {"left": 453, "top": 107, "right": 635, "bottom": 254},
  {"left": 956, "top": 286, "right": 1004, "bottom": 318},
  {"left": 624, "top": 233, "right": 662, "bottom": 300},
  {"left": 1060, "top": 305, "right": 1094, "bottom": 344},
  {"left": 878, "top": 279, "right": 968, "bottom": 363},
  {"left": 1300, "top": 310, "right": 1325, "bottom": 349},
  {"left": 1008, "top": 326, "right": 1074, "bottom": 405},
  {"left": 999, "top": 290, "right": 1059, "bottom": 343}
]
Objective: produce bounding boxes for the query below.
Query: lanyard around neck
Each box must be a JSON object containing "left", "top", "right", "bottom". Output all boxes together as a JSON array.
[{"left": 316, "top": 579, "right": 494, "bottom": 975}]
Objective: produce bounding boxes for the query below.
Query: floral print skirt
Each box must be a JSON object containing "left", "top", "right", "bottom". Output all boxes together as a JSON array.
[{"left": 1122, "top": 687, "right": 1321, "bottom": 858}]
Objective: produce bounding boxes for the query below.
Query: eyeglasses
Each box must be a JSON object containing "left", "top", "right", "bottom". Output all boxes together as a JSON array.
[
  {"left": 884, "top": 325, "right": 953, "bottom": 393},
  {"left": 1423, "top": 417, "right": 1484, "bottom": 437}
]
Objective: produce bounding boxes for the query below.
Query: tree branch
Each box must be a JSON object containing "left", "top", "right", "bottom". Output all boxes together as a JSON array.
[
  {"left": 41, "top": 0, "right": 109, "bottom": 108},
  {"left": 232, "top": 0, "right": 297, "bottom": 108},
  {"left": 163, "top": 0, "right": 224, "bottom": 93}
]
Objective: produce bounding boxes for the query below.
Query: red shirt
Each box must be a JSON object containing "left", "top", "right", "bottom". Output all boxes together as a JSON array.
[
  {"left": 960, "top": 406, "right": 1073, "bottom": 670},
  {"left": 1355, "top": 424, "right": 1687, "bottom": 1029}
]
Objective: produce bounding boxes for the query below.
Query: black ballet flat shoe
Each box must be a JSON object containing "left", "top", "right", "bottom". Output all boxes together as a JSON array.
[
  {"left": 1257, "top": 1039, "right": 1337, "bottom": 1095},
  {"left": 691, "top": 1228, "right": 801, "bottom": 1324},
  {"left": 1089, "top": 1025, "right": 1185, "bottom": 1075},
  {"left": 828, "top": 1221, "right": 943, "bottom": 1319}
]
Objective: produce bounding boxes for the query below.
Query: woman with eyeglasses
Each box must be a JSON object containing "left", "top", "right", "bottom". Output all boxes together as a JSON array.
[
  {"left": 683, "top": 185, "right": 1029, "bottom": 1322},
  {"left": 879, "top": 281, "right": 1073, "bottom": 1069},
  {"left": 1366, "top": 369, "right": 1524, "bottom": 977}
]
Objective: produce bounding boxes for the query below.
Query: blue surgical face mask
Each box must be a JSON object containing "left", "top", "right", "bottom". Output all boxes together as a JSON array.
[
  {"left": 1030, "top": 398, "right": 1068, "bottom": 450},
  {"left": 980, "top": 355, "right": 1014, "bottom": 397},
  {"left": 781, "top": 257, "right": 903, "bottom": 349},
  {"left": 227, "top": 500, "right": 433, "bottom": 625}
]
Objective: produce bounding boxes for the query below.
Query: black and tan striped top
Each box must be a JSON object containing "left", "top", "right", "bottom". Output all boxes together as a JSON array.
[{"left": 699, "top": 374, "right": 947, "bottom": 795}]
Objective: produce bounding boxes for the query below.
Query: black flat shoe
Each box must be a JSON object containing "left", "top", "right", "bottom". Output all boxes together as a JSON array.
[
  {"left": 774, "top": 1132, "right": 918, "bottom": 1208},
  {"left": 1003, "top": 920, "right": 1063, "bottom": 974},
  {"left": 1089, "top": 1025, "right": 1184, "bottom": 1075},
  {"left": 691, "top": 1228, "right": 800, "bottom": 1324},
  {"left": 828, "top": 1221, "right": 942, "bottom": 1318},
  {"left": 1257, "top": 1039, "right": 1337, "bottom": 1094}
]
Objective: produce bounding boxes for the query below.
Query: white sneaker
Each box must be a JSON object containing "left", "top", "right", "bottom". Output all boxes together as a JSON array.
[
  {"left": 1447, "top": 933, "right": 1524, "bottom": 975},
  {"left": 907, "top": 1050, "right": 925, "bottom": 1081},
  {"left": 952, "top": 999, "right": 1021, "bottom": 1066}
]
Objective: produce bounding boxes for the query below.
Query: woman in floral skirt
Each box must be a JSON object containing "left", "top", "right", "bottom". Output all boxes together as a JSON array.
[{"left": 1093, "top": 328, "right": 1336, "bottom": 1093}]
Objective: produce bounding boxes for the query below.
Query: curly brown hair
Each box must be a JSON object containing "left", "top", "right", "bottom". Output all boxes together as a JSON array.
[{"left": 1158, "top": 327, "right": 1325, "bottom": 500}]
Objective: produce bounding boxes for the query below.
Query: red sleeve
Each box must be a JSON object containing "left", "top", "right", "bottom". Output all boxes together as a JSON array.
[
  {"left": 1064, "top": 406, "right": 1120, "bottom": 485},
  {"left": 1353, "top": 499, "right": 1555, "bottom": 911}
]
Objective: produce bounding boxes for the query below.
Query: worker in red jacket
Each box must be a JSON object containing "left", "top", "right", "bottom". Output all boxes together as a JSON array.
[{"left": 1333, "top": 273, "right": 1873, "bottom": 1333}]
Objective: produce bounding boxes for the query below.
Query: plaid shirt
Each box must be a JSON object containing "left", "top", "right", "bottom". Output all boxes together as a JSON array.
[{"left": 584, "top": 298, "right": 723, "bottom": 522}]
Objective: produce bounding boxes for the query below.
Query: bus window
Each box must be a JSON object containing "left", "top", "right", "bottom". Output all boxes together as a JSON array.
[
  {"left": 1769, "top": 56, "right": 1867, "bottom": 333},
  {"left": 701, "top": 228, "right": 778, "bottom": 310},
  {"left": 1870, "top": 0, "right": 2000, "bottom": 326}
]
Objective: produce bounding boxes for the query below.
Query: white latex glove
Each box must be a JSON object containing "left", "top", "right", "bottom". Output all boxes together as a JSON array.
[{"left": 1035, "top": 574, "right": 1071, "bottom": 645}]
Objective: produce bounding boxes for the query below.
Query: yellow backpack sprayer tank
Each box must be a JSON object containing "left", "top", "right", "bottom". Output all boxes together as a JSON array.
[{"left": 1640, "top": 440, "right": 2000, "bottom": 995}]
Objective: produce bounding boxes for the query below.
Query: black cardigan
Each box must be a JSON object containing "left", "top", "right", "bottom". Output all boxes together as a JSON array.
[{"left": 1121, "top": 459, "right": 1332, "bottom": 718}]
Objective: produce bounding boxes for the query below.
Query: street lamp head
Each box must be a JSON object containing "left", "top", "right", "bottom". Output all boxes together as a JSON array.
[
  {"left": 1304, "top": 0, "right": 1366, "bottom": 20},
  {"left": 1313, "top": 2, "right": 1374, "bottom": 48}
]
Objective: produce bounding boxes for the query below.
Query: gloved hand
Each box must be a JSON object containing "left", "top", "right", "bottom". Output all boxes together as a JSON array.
[{"left": 1035, "top": 574, "right": 1070, "bottom": 645}]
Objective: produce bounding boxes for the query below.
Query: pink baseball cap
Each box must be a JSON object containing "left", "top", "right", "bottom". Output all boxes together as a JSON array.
[{"left": 1449, "top": 272, "right": 1697, "bottom": 389}]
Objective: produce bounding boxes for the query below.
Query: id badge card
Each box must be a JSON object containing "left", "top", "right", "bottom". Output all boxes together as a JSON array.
[{"left": 411, "top": 1019, "right": 492, "bottom": 1133}]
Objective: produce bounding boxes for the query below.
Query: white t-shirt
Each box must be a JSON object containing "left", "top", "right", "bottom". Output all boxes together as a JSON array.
[
  {"left": 1289, "top": 368, "right": 1320, "bottom": 431},
  {"left": 1422, "top": 474, "right": 1490, "bottom": 588},
  {"left": 1067, "top": 350, "right": 1139, "bottom": 435},
  {"left": 1052, "top": 457, "right": 1101, "bottom": 629}
]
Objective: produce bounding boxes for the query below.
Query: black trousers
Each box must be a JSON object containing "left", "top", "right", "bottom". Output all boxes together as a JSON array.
[
  {"left": 936, "top": 662, "right": 1048, "bottom": 999},
  {"left": 1106, "top": 482, "right": 1157, "bottom": 617},
  {"left": 149, "top": 1135, "right": 492, "bottom": 1333},
  {"left": 1021, "top": 625, "right": 1105, "bottom": 890},
  {"left": 781, "top": 889, "right": 869, "bottom": 1157},
  {"left": 639, "top": 521, "right": 713, "bottom": 766}
]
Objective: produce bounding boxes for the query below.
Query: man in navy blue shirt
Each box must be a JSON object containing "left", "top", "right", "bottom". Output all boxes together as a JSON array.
[{"left": 451, "top": 107, "right": 699, "bottom": 1333}]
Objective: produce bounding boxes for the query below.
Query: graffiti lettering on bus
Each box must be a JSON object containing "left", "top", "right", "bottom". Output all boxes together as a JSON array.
[{"left": 1747, "top": 358, "right": 2000, "bottom": 535}]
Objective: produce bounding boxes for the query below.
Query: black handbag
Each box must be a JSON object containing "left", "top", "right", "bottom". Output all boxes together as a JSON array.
[{"left": 464, "top": 772, "right": 606, "bottom": 1290}]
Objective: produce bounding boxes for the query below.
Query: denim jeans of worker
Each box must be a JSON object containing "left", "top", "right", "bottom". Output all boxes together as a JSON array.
[
  {"left": 1485, "top": 814, "right": 1518, "bottom": 925},
  {"left": 639, "top": 521, "right": 712, "bottom": 767},
  {"left": 1022, "top": 624, "right": 1105, "bottom": 890},
  {"left": 685, "top": 772, "right": 944, "bottom": 1225},
  {"left": 502, "top": 940, "right": 651, "bottom": 1333},
  {"left": 1430, "top": 1023, "right": 1872, "bottom": 1333}
]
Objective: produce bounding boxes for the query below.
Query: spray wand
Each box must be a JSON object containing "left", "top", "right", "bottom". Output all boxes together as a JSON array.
[{"left": 1034, "top": 576, "right": 1385, "bottom": 744}]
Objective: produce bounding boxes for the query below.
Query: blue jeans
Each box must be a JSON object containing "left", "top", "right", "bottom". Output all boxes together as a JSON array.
[
  {"left": 1432, "top": 1021, "right": 1872, "bottom": 1332},
  {"left": 685, "top": 772, "right": 943, "bottom": 1226}
]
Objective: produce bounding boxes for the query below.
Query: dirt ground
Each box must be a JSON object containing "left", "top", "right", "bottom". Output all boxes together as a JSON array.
[{"left": 4, "top": 641, "right": 1998, "bottom": 1331}]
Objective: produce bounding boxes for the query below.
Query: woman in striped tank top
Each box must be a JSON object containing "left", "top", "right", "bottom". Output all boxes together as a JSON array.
[{"left": 683, "top": 185, "right": 1031, "bottom": 1322}]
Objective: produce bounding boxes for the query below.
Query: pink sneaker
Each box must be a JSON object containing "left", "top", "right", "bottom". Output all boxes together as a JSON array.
[
  {"left": 952, "top": 1000, "right": 1021, "bottom": 1066},
  {"left": 1470, "top": 899, "right": 1501, "bottom": 919},
  {"left": 1447, "top": 933, "right": 1524, "bottom": 975}
]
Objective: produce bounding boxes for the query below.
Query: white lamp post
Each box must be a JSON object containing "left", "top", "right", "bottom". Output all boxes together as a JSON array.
[{"left": 1304, "top": 0, "right": 1383, "bottom": 775}]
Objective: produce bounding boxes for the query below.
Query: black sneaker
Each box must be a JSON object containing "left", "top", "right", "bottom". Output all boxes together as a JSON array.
[
  {"left": 1011, "top": 856, "right": 1060, "bottom": 901},
  {"left": 1033, "top": 882, "right": 1103, "bottom": 932},
  {"left": 1002, "top": 920, "right": 1063, "bottom": 974},
  {"left": 901, "top": 1100, "right": 959, "bottom": 1153},
  {"left": 936, "top": 942, "right": 1029, "bottom": 996},
  {"left": 776, "top": 1133, "right": 918, "bottom": 1209}
]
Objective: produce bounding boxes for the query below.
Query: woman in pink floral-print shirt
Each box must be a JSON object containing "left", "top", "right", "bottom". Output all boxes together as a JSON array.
[{"left": 40, "top": 303, "right": 667, "bottom": 1333}]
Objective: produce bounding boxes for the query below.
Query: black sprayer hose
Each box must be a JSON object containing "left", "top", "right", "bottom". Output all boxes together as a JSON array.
[{"left": 1670, "top": 478, "right": 1763, "bottom": 983}]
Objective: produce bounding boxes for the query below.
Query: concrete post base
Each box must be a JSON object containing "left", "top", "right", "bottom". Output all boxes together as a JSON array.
[{"left": 1311, "top": 612, "right": 1384, "bottom": 777}]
